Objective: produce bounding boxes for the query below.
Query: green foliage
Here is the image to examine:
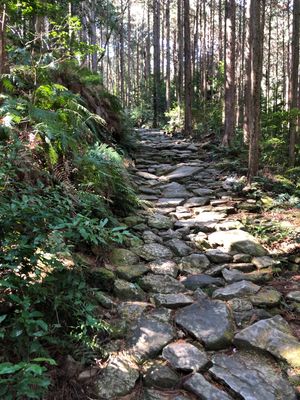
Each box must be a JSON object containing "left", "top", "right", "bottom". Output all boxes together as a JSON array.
[{"left": 164, "top": 105, "right": 184, "bottom": 133}]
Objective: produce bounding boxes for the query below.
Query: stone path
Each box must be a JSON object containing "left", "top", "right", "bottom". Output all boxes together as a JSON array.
[{"left": 94, "top": 130, "right": 300, "bottom": 400}]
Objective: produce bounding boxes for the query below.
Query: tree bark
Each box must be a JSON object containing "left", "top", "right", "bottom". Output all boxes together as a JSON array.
[
  {"left": 184, "top": 0, "right": 192, "bottom": 135},
  {"left": 223, "top": 0, "right": 236, "bottom": 146},
  {"left": 0, "top": 4, "right": 8, "bottom": 78},
  {"left": 289, "top": 0, "right": 300, "bottom": 166},
  {"left": 153, "top": 0, "right": 161, "bottom": 127},
  {"left": 166, "top": 0, "right": 171, "bottom": 110}
]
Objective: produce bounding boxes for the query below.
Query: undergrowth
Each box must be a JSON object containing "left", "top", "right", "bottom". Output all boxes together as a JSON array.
[{"left": 0, "top": 59, "right": 139, "bottom": 398}]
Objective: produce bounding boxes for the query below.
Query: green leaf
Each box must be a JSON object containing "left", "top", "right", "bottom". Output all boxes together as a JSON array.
[
  {"left": 0, "top": 362, "right": 23, "bottom": 375},
  {"left": 32, "top": 358, "right": 57, "bottom": 366},
  {"left": 0, "top": 315, "right": 7, "bottom": 323}
]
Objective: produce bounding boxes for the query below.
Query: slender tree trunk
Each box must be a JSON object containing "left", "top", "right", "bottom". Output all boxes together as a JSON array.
[
  {"left": 153, "top": 0, "right": 161, "bottom": 127},
  {"left": 127, "top": 1, "right": 131, "bottom": 107},
  {"left": 177, "top": 0, "right": 184, "bottom": 107},
  {"left": 289, "top": 0, "right": 300, "bottom": 166},
  {"left": 246, "top": 0, "right": 265, "bottom": 182},
  {"left": 0, "top": 4, "right": 8, "bottom": 78},
  {"left": 223, "top": 0, "right": 236, "bottom": 146},
  {"left": 90, "top": 0, "right": 97, "bottom": 72},
  {"left": 166, "top": 0, "right": 171, "bottom": 110},
  {"left": 184, "top": 0, "right": 192, "bottom": 135}
]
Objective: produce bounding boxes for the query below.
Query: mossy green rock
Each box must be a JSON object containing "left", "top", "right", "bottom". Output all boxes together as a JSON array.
[
  {"left": 250, "top": 288, "right": 282, "bottom": 307},
  {"left": 110, "top": 248, "right": 140, "bottom": 266},
  {"left": 89, "top": 268, "right": 116, "bottom": 292},
  {"left": 114, "top": 279, "right": 146, "bottom": 301},
  {"left": 116, "top": 264, "right": 149, "bottom": 281}
]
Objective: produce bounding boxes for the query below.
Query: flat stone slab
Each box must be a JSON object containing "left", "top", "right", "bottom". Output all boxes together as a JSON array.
[
  {"left": 161, "top": 181, "right": 191, "bottom": 198},
  {"left": 193, "top": 188, "right": 215, "bottom": 196},
  {"left": 116, "top": 264, "right": 149, "bottom": 281},
  {"left": 210, "top": 351, "right": 297, "bottom": 400},
  {"left": 179, "top": 254, "right": 210, "bottom": 274},
  {"left": 234, "top": 315, "right": 300, "bottom": 367},
  {"left": 252, "top": 256, "right": 278, "bottom": 269},
  {"left": 184, "top": 197, "right": 210, "bottom": 207},
  {"left": 129, "top": 317, "right": 175, "bottom": 359},
  {"left": 139, "top": 243, "right": 174, "bottom": 261},
  {"left": 222, "top": 268, "right": 272, "bottom": 284},
  {"left": 212, "top": 280, "right": 261, "bottom": 300},
  {"left": 117, "top": 301, "right": 149, "bottom": 320},
  {"left": 162, "top": 342, "right": 209, "bottom": 372},
  {"left": 163, "top": 165, "right": 202, "bottom": 181},
  {"left": 183, "top": 373, "right": 233, "bottom": 400},
  {"left": 114, "top": 279, "right": 146, "bottom": 301},
  {"left": 208, "top": 230, "right": 267, "bottom": 256},
  {"left": 95, "top": 355, "right": 139, "bottom": 399},
  {"left": 205, "top": 249, "right": 233, "bottom": 263},
  {"left": 156, "top": 198, "right": 186, "bottom": 207},
  {"left": 148, "top": 259, "right": 179, "bottom": 277},
  {"left": 175, "top": 299, "right": 234, "bottom": 350},
  {"left": 183, "top": 274, "right": 224, "bottom": 290},
  {"left": 139, "top": 273, "right": 186, "bottom": 294},
  {"left": 137, "top": 171, "right": 159, "bottom": 180},
  {"left": 153, "top": 293, "right": 194, "bottom": 309}
]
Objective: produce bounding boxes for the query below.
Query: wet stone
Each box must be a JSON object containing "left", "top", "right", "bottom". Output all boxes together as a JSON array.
[
  {"left": 212, "top": 280, "right": 261, "bottom": 300},
  {"left": 234, "top": 315, "right": 300, "bottom": 367},
  {"left": 162, "top": 342, "right": 209, "bottom": 372},
  {"left": 183, "top": 373, "right": 233, "bottom": 400},
  {"left": 210, "top": 351, "right": 297, "bottom": 400},
  {"left": 139, "top": 273, "right": 186, "bottom": 294},
  {"left": 153, "top": 293, "right": 194, "bottom": 309},
  {"left": 175, "top": 299, "right": 234, "bottom": 350},
  {"left": 129, "top": 317, "right": 175, "bottom": 360}
]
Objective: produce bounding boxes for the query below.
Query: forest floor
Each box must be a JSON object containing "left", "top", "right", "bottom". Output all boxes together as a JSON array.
[{"left": 66, "top": 130, "right": 300, "bottom": 400}]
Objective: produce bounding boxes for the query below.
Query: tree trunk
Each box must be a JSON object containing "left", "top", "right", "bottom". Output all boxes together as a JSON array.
[
  {"left": 0, "top": 4, "right": 8, "bottom": 78},
  {"left": 166, "top": 0, "right": 171, "bottom": 110},
  {"left": 289, "top": 0, "right": 300, "bottom": 166},
  {"left": 246, "top": 0, "right": 265, "bottom": 182},
  {"left": 223, "top": 0, "right": 236, "bottom": 146},
  {"left": 184, "top": 0, "right": 192, "bottom": 135},
  {"left": 153, "top": 0, "right": 161, "bottom": 128},
  {"left": 90, "top": 0, "right": 98, "bottom": 72},
  {"left": 177, "top": 0, "right": 184, "bottom": 107}
]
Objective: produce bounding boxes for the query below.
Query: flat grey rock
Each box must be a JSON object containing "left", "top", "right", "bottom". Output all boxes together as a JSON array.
[
  {"left": 114, "top": 279, "right": 146, "bottom": 301},
  {"left": 162, "top": 342, "right": 209, "bottom": 372},
  {"left": 193, "top": 188, "right": 215, "bottom": 196},
  {"left": 161, "top": 181, "right": 191, "bottom": 198},
  {"left": 157, "top": 198, "right": 186, "bottom": 207},
  {"left": 184, "top": 197, "right": 210, "bottom": 207},
  {"left": 144, "top": 363, "right": 179, "bottom": 389},
  {"left": 179, "top": 254, "right": 210, "bottom": 273},
  {"left": 166, "top": 238, "right": 193, "bottom": 256},
  {"left": 250, "top": 288, "right": 282, "bottom": 306},
  {"left": 148, "top": 214, "right": 174, "bottom": 229},
  {"left": 175, "top": 299, "right": 234, "bottom": 350},
  {"left": 129, "top": 317, "right": 175, "bottom": 359},
  {"left": 234, "top": 315, "right": 300, "bottom": 367},
  {"left": 208, "top": 230, "right": 267, "bottom": 256},
  {"left": 222, "top": 268, "right": 272, "bottom": 284},
  {"left": 205, "top": 249, "right": 233, "bottom": 263},
  {"left": 183, "top": 274, "right": 224, "bottom": 290},
  {"left": 163, "top": 165, "right": 202, "bottom": 181},
  {"left": 153, "top": 293, "right": 194, "bottom": 308},
  {"left": 183, "top": 373, "right": 233, "bottom": 400},
  {"left": 210, "top": 351, "right": 296, "bottom": 400},
  {"left": 286, "top": 291, "right": 300, "bottom": 302},
  {"left": 148, "top": 259, "right": 179, "bottom": 277},
  {"left": 95, "top": 356, "right": 139, "bottom": 399},
  {"left": 139, "top": 273, "right": 185, "bottom": 294},
  {"left": 139, "top": 243, "right": 174, "bottom": 261},
  {"left": 252, "top": 256, "right": 278, "bottom": 269},
  {"left": 212, "top": 280, "right": 261, "bottom": 300}
]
